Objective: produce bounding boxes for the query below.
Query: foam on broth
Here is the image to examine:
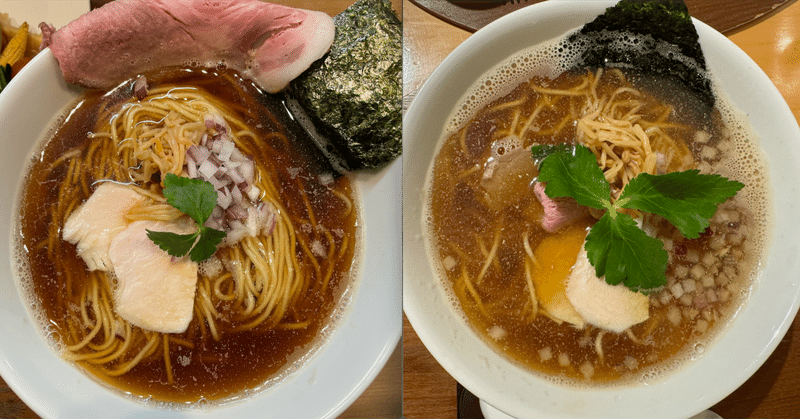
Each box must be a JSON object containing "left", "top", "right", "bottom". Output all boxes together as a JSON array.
[{"left": 423, "top": 30, "right": 772, "bottom": 388}]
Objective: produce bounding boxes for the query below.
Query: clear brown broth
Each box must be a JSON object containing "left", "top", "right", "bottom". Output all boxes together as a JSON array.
[
  {"left": 16, "top": 67, "right": 358, "bottom": 402},
  {"left": 427, "top": 68, "right": 761, "bottom": 384}
]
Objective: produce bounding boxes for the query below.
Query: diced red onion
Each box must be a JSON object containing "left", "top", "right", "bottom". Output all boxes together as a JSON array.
[
  {"left": 218, "top": 140, "right": 235, "bottom": 162},
  {"left": 231, "top": 184, "right": 243, "bottom": 204},
  {"left": 230, "top": 148, "right": 246, "bottom": 162},
  {"left": 705, "top": 288, "right": 718, "bottom": 304},
  {"left": 215, "top": 164, "right": 228, "bottom": 179},
  {"left": 245, "top": 207, "right": 260, "bottom": 236},
  {"left": 227, "top": 204, "right": 248, "bottom": 220},
  {"left": 186, "top": 145, "right": 201, "bottom": 161},
  {"left": 216, "top": 131, "right": 231, "bottom": 143},
  {"left": 133, "top": 76, "right": 148, "bottom": 101},
  {"left": 256, "top": 203, "right": 277, "bottom": 236},
  {"left": 187, "top": 145, "right": 210, "bottom": 165},
  {"left": 204, "top": 113, "right": 228, "bottom": 134},
  {"left": 206, "top": 175, "right": 224, "bottom": 191},
  {"left": 239, "top": 160, "right": 255, "bottom": 183},
  {"left": 204, "top": 217, "right": 222, "bottom": 231},
  {"left": 181, "top": 112, "right": 277, "bottom": 247},
  {"left": 217, "top": 189, "right": 233, "bottom": 210},
  {"left": 694, "top": 293, "right": 708, "bottom": 309},
  {"left": 247, "top": 185, "right": 261, "bottom": 202},
  {"left": 211, "top": 139, "right": 223, "bottom": 155},
  {"left": 208, "top": 154, "right": 222, "bottom": 167},
  {"left": 217, "top": 176, "right": 233, "bottom": 189},
  {"left": 226, "top": 222, "right": 247, "bottom": 244},
  {"left": 256, "top": 202, "right": 275, "bottom": 227},
  {"left": 226, "top": 167, "right": 246, "bottom": 185},
  {"left": 211, "top": 205, "right": 223, "bottom": 219},
  {"left": 198, "top": 159, "right": 218, "bottom": 179},
  {"left": 186, "top": 155, "right": 197, "bottom": 179}
]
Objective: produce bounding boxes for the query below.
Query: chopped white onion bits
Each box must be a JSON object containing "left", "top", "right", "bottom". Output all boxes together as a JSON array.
[{"left": 184, "top": 112, "right": 276, "bottom": 246}]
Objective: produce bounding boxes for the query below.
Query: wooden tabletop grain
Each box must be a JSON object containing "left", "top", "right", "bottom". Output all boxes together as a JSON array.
[{"left": 402, "top": 0, "right": 800, "bottom": 418}]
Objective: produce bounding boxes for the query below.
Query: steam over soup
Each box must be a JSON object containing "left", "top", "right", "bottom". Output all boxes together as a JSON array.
[
  {"left": 425, "top": 41, "right": 771, "bottom": 385},
  {"left": 13, "top": 67, "right": 359, "bottom": 403}
]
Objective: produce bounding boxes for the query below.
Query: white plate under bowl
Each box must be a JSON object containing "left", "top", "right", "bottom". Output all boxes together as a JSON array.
[
  {"left": 0, "top": 49, "right": 401, "bottom": 417},
  {"left": 403, "top": 2, "right": 800, "bottom": 419}
]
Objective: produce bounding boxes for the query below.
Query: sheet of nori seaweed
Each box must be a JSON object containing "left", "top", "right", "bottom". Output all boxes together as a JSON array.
[
  {"left": 289, "top": 0, "right": 401, "bottom": 171},
  {"left": 567, "top": 0, "right": 715, "bottom": 108}
]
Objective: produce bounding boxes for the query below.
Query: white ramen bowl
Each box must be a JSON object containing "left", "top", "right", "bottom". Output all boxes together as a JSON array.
[
  {"left": 0, "top": 49, "right": 401, "bottom": 417},
  {"left": 403, "top": 2, "right": 800, "bottom": 419}
]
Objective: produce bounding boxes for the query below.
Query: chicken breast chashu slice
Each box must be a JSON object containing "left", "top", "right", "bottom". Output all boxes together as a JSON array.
[
  {"left": 62, "top": 183, "right": 146, "bottom": 272},
  {"left": 566, "top": 247, "right": 649, "bottom": 333},
  {"left": 109, "top": 218, "right": 198, "bottom": 334}
]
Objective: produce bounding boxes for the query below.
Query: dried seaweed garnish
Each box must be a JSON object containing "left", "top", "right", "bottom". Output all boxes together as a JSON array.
[
  {"left": 289, "top": 0, "right": 402, "bottom": 171},
  {"left": 567, "top": 0, "right": 714, "bottom": 108}
]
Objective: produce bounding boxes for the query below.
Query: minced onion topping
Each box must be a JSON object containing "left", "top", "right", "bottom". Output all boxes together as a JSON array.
[{"left": 184, "top": 113, "right": 276, "bottom": 246}]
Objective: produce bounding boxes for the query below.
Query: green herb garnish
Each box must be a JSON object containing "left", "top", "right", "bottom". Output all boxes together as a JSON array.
[
  {"left": 534, "top": 144, "right": 744, "bottom": 293},
  {"left": 0, "top": 64, "right": 11, "bottom": 94},
  {"left": 146, "top": 173, "right": 226, "bottom": 262}
]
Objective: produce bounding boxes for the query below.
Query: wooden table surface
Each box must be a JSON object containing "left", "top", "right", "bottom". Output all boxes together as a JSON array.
[
  {"left": 402, "top": 0, "right": 800, "bottom": 418},
  {"left": 0, "top": 0, "right": 401, "bottom": 418}
]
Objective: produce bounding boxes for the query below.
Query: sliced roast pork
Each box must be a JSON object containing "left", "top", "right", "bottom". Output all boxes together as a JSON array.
[
  {"left": 44, "top": 0, "right": 335, "bottom": 93},
  {"left": 533, "top": 181, "right": 589, "bottom": 232}
]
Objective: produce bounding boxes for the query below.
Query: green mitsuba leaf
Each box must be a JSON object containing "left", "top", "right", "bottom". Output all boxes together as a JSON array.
[
  {"left": 162, "top": 173, "right": 218, "bottom": 225},
  {"left": 147, "top": 173, "right": 226, "bottom": 262},
  {"left": 146, "top": 230, "right": 198, "bottom": 257},
  {"left": 536, "top": 144, "right": 610, "bottom": 210},
  {"left": 619, "top": 170, "right": 744, "bottom": 239},
  {"left": 585, "top": 212, "right": 668, "bottom": 293},
  {"left": 535, "top": 143, "right": 742, "bottom": 294},
  {"left": 189, "top": 227, "right": 227, "bottom": 262}
]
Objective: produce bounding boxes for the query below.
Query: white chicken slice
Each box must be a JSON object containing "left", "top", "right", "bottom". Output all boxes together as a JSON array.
[
  {"left": 62, "top": 183, "right": 146, "bottom": 271},
  {"left": 565, "top": 247, "right": 650, "bottom": 333},
  {"left": 108, "top": 218, "right": 198, "bottom": 334}
]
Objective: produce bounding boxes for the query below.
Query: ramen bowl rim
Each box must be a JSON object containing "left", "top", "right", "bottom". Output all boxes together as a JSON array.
[
  {"left": 403, "top": 2, "right": 800, "bottom": 419},
  {"left": 0, "top": 48, "right": 401, "bottom": 418}
]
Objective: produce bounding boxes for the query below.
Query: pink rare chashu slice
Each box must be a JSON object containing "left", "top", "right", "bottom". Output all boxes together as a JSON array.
[
  {"left": 533, "top": 181, "right": 589, "bottom": 232},
  {"left": 45, "top": 0, "right": 335, "bottom": 93}
]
